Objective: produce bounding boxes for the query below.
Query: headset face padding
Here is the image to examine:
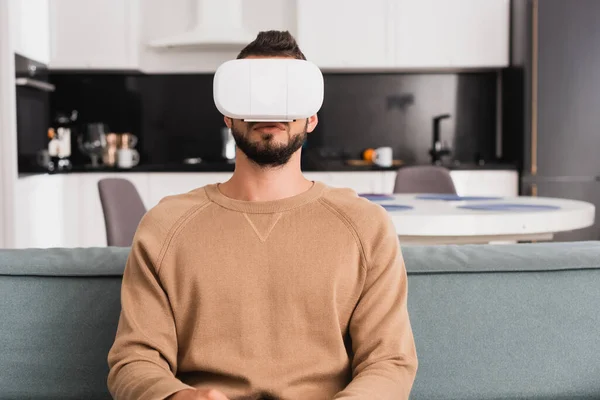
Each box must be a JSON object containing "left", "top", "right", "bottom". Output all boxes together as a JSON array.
[{"left": 213, "top": 58, "right": 324, "bottom": 122}]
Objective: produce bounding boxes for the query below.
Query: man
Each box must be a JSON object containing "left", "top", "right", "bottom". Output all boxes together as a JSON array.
[{"left": 107, "top": 30, "right": 417, "bottom": 400}]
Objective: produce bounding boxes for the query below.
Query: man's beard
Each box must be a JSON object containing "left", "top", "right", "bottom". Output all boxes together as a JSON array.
[{"left": 231, "top": 120, "right": 308, "bottom": 168}]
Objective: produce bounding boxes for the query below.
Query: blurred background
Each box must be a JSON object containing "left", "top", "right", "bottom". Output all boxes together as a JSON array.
[{"left": 1, "top": 0, "right": 599, "bottom": 248}]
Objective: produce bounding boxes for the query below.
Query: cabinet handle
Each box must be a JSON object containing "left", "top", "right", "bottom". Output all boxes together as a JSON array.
[{"left": 15, "top": 78, "right": 56, "bottom": 92}]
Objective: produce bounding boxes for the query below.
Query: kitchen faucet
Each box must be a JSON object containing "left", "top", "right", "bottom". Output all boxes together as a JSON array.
[{"left": 429, "top": 114, "right": 452, "bottom": 164}]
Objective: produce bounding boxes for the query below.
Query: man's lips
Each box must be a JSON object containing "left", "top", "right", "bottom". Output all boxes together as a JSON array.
[{"left": 252, "top": 122, "right": 287, "bottom": 131}]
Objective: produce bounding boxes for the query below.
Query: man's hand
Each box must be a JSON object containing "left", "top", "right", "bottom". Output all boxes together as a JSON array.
[{"left": 168, "top": 388, "right": 230, "bottom": 400}]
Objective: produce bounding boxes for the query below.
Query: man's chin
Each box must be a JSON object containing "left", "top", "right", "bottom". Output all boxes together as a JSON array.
[
  {"left": 250, "top": 139, "right": 289, "bottom": 149},
  {"left": 240, "top": 152, "right": 292, "bottom": 168}
]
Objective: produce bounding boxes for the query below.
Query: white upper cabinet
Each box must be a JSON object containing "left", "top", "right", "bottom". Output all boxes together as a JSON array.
[
  {"left": 394, "top": 0, "right": 509, "bottom": 68},
  {"left": 48, "top": 0, "right": 139, "bottom": 69},
  {"left": 11, "top": 0, "right": 50, "bottom": 64},
  {"left": 296, "top": 0, "right": 509, "bottom": 70},
  {"left": 43, "top": 0, "right": 508, "bottom": 71},
  {"left": 296, "top": 0, "right": 393, "bottom": 69}
]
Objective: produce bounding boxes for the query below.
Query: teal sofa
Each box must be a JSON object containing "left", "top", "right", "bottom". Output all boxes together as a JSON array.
[{"left": 1, "top": 242, "right": 599, "bottom": 399}]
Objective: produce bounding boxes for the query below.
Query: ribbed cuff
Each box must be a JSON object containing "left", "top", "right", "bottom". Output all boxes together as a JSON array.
[{"left": 143, "top": 379, "right": 196, "bottom": 400}]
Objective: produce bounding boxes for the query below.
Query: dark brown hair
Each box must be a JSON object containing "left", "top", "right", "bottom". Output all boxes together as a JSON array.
[{"left": 237, "top": 30, "right": 306, "bottom": 60}]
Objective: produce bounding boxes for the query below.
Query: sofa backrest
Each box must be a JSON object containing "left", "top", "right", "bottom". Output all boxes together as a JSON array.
[
  {"left": 0, "top": 242, "right": 599, "bottom": 399},
  {"left": 403, "top": 241, "right": 600, "bottom": 400},
  {"left": 0, "top": 247, "right": 128, "bottom": 399}
]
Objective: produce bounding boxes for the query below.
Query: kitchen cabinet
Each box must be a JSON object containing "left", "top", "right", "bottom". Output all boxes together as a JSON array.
[
  {"left": 15, "top": 174, "right": 67, "bottom": 248},
  {"left": 43, "top": 0, "right": 508, "bottom": 72},
  {"left": 296, "top": 0, "right": 392, "bottom": 69},
  {"left": 48, "top": 0, "right": 140, "bottom": 69},
  {"left": 146, "top": 173, "right": 233, "bottom": 208},
  {"left": 296, "top": 0, "right": 509, "bottom": 70},
  {"left": 14, "top": 173, "right": 150, "bottom": 249},
  {"left": 394, "top": 0, "right": 509, "bottom": 68},
  {"left": 513, "top": 0, "right": 600, "bottom": 242},
  {"left": 10, "top": 0, "right": 50, "bottom": 64},
  {"left": 145, "top": 172, "right": 383, "bottom": 206},
  {"left": 325, "top": 172, "right": 387, "bottom": 193}
]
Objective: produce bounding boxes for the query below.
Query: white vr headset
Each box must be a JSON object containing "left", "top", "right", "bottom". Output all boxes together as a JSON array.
[{"left": 213, "top": 58, "right": 324, "bottom": 122}]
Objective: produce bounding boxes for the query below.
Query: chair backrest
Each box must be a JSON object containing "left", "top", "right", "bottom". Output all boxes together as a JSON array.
[
  {"left": 98, "top": 178, "right": 146, "bottom": 247},
  {"left": 393, "top": 165, "right": 457, "bottom": 194}
]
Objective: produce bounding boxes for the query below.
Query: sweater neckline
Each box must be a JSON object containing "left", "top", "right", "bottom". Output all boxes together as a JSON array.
[{"left": 204, "top": 180, "right": 326, "bottom": 214}]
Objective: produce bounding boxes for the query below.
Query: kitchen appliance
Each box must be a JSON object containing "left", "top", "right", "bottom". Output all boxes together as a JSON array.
[
  {"left": 221, "top": 127, "right": 235, "bottom": 161},
  {"left": 513, "top": 0, "right": 600, "bottom": 241},
  {"left": 149, "top": 0, "right": 255, "bottom": 48},
  {"left": 14, "top": 53, "right": 55, "bottom": 172},
  {"left": 78, "top": 123, "right": 108, "bottom": 168},
  {"left": 47, "top": 110, "right": 77, "bottom": 171}
]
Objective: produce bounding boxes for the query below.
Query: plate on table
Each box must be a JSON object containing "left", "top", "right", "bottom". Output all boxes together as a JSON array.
[
  {"left": 416, "top": 194, "right": 503, "bottom": 201},
  {"left": 381, "top": 204, "right": 414, "bottom": 211},
  {"left": 359, "top": 193, "right": 396, "bottom": 201},
  {"left": 458, "top": 203, "right": 561, "bottom": 211}
]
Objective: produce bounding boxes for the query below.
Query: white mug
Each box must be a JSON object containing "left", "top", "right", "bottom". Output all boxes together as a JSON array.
[
  {"left": 117, "top": 148, "right": 140, "bottom": 169},
  {"left": 373, "top": 146, "right": 393, "bottom": 167}
]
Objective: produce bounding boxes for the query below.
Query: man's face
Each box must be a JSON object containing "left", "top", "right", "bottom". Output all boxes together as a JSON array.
[{"left": 224, "top": 56, "right": 318, "bottom": 168}]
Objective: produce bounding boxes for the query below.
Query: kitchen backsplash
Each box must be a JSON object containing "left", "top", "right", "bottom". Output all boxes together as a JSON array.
[{"left": 47, "top": 70, "right": 499, "bottom": 166}]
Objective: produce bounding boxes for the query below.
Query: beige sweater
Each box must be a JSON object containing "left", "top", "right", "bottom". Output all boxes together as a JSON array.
[{"left": 107, "top": 181, "right": 418, "bottom": 400}]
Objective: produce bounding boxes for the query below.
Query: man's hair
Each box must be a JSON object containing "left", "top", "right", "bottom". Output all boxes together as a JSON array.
[{"left": 237, "top": 30, "right": 306, "bottom": 60}]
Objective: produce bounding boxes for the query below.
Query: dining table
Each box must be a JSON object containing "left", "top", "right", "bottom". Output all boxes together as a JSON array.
[{"left": 359, "top": 193, "right": 596, "bottom": 245}]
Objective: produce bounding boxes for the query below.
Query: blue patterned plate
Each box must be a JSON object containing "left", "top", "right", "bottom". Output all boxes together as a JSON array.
[
  {"left": 458, "top": 203, "right": 561, "bottom": 211},
  {"left": 359, "top": 194, "right": 396, "bottom": 201},
  {"left": 416, "top": 194, "right": 502, "bottom": 201},
  {"left": 382, "top": 204, "right": 414, "bottom": 211}
]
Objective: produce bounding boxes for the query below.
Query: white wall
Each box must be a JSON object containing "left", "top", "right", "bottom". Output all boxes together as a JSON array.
[
  {"left": 0, "top": 0, "right": 19, "bottom": 248},
  {"left": 139, "top": 0, "right": 297, "bottom": 73}
]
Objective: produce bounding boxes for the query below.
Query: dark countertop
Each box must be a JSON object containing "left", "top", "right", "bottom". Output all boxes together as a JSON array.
[
  {"left": 18, "top": 160, "right": 519, "bottom": 175},
  {"left": 439, "top": 162, "right": 519, "bottom": 171}
]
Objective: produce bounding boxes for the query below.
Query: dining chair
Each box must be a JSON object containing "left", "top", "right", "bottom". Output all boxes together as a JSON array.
[
  {"left": 97, "top": 178, "right": 147, "bottom": 247},
  {"left": 393, "top": 165, "right": 457, "bottom": 194}
]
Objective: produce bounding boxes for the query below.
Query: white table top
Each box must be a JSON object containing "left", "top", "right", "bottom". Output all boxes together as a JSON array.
[{"left": 364, "top": 193, "right": 596, "bottom": 243}]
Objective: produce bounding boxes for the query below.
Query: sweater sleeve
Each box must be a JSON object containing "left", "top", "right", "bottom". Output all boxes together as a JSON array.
[
  {"left": 333, "top": 213, "right": 418, "bottom": 400},
  {"left": 107, "top": 216, "right": 194, "bottom": 400}
]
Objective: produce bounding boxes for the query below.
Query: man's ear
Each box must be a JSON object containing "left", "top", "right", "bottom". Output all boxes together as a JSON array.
[
  {"left": 306, "top": 114, "right": 318, "bottom": 133},
  {"left": 224, "top": 116, "right": 233, "bottom": 128}
]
